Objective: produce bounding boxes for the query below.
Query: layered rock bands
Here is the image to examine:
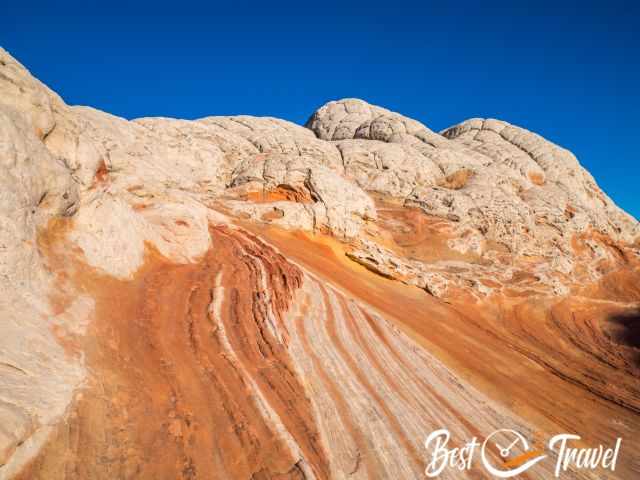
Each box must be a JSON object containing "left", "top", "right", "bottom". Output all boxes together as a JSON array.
[{"left": 0, "top": 47, "right": 639, "bottom": 479}]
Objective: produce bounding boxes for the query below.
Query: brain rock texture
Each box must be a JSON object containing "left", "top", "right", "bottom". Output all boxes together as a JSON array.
[{"left": 0, "top": 48, "right": 639, "bottom": 479}]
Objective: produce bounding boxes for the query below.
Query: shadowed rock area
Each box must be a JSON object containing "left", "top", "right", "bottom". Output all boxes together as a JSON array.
[
  {"left": 605, "top": 309, "right": 640, "bottom": 367},
  {"left": 0, "top": 47, "right": 639, "bottom": 479}
]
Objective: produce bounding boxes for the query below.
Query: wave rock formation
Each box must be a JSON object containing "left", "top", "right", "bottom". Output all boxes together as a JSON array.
[{"left": 0, "top": 47, "right": 639, "bottom": 479}]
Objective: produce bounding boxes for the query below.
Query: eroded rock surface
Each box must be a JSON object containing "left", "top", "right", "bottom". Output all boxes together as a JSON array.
[{"left": 1, "top": 48, "right": 639, "bottom": 479}]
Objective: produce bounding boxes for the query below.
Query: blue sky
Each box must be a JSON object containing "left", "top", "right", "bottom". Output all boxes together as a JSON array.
[{"left": 3, "top": 1, "right": 639, "bottom": 219}]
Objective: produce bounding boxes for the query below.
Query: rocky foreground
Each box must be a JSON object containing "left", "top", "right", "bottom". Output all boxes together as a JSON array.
[{"left": 0, "top": 47, "right": 639, "bottom": 479}]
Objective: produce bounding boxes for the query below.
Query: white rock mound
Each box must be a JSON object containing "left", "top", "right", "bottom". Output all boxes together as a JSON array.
[{"left": 0, "top": 48, "right": 638, "bottom": 476}]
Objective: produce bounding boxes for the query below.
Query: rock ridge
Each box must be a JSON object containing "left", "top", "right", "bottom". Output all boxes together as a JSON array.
[{"left": 1, "top": 47, "right": 639, "bottom": 479}]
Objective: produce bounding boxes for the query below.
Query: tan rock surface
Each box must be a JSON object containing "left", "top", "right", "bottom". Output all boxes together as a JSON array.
[{"left": 1, "top": 48, "right": 639, "bottom": 479}]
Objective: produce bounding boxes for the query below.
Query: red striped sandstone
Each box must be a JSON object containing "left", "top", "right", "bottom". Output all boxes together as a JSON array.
[{"left": 0, "top": 48, "right": 638, "bottom": 479}]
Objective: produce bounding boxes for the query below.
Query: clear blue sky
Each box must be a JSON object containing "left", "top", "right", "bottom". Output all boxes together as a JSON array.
[{"left": 3, "top": 1, "right": 639, "bottom": 219}]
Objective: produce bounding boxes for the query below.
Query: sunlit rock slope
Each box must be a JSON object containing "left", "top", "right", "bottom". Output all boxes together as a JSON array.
[{"left": 1, "top": 47, "right": 639, "bottom": 479}]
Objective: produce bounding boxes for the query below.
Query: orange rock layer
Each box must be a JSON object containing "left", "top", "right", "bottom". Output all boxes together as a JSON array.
[{"left": 17, "top": 223, "right": 640, "bottom": 479}]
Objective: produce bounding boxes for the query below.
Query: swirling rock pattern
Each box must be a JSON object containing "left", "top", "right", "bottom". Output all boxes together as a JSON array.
[{"left": 0, "top": 48, "right": 639, "bottom": 479}]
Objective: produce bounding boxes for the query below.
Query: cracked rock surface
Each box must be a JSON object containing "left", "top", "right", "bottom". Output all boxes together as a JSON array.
[{"left": 1, "top": 49, "right": 639, "bottom": 479}]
